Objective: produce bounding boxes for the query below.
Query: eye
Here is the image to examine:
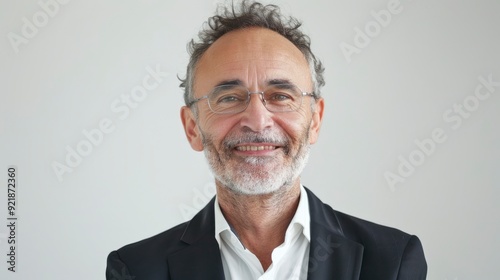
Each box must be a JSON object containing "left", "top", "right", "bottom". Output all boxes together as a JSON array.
[
  {"left": 214, "top": 91, "right": 247, "bottom": 104},
  {"left": 217, "top": 95, "right": 242, "bottom": 103},
  {"left": 268, "top": 92, "right": 293, "bottom": 102}
]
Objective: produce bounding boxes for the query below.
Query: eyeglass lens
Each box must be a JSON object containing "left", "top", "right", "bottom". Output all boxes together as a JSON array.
[{"left": 207, "top": 84, "right": 304, "bottom": 114}]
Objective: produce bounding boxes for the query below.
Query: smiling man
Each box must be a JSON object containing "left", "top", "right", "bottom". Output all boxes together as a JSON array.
[{"left": 106, "top": 1, "right": 427, "bottom": 279}]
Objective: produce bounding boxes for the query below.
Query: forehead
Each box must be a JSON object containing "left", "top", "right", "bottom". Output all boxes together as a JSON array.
[{"left": 194, "top": 27, "right": 312, "bottom": 92}]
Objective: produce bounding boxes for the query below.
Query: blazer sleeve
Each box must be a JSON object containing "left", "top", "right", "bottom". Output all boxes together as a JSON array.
[
  {"left": 397, "top": 235, "right": 428, "bottom": 280},
  {"left": 106, "top": 250, "right": 135, "bottom": 280}
]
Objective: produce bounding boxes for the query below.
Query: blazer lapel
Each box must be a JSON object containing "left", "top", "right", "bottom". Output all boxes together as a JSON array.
[
  {"left": 167, "top": 198, "right": 225, "bottom": 280},
  {"left": 305, "top": 188, "right": 364, "bottom": 280},
  {"left": 167, "top": 189, "right": 363, "bottom": 280}
]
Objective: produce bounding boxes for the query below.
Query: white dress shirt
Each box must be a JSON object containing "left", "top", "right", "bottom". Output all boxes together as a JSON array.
[{"left": 214, "top": 186, "right": 311, "bottom": 280}]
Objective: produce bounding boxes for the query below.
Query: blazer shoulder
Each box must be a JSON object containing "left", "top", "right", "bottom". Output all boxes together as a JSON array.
[
  {"left": 321, "top": 201, "right": 416, "bottom": 249},
  {"left": 332, "top": 209, "right": 427, "bottom": 279},
  {"left": 317, "top": 200, "right": 427, "bottom": 278},
  {"left": 107, "top": 198, "right": 218, "bottom": 279},
  {"left": 306, "top": 188, "right": 415, "bottom": 245},
  {"left": 106, "top": 221, "right": 191, "bottom": 279},
  {"left": 337, "top": 208, "right": 409, "bottom": 238},
  {"left": 115, "top": 221, "right": 190, "bottom": 264}
]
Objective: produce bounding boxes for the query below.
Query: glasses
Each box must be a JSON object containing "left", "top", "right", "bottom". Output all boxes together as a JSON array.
[{"left": 188, "top": 83, "right": 316, "bottom": 114}]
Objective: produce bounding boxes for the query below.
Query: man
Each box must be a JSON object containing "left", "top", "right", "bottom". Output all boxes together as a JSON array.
[{"left": 106, "top": 1, "right": 427, "bottom": 279}]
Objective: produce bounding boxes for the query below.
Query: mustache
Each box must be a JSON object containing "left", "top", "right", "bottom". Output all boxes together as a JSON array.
[{"left": 223, "top": 130, "right": 289, "bottom": 149}]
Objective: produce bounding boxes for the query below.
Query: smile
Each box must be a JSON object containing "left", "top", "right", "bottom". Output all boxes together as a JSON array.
[{"left": 235, "top": 145, "right": 277, "bottom": 151}]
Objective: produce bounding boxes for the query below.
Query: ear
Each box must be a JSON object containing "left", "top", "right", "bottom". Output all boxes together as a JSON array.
[
  {"left": 309, "top": 98, "right": 324, "bottom": 144},
  {"left": 180, "top": 106, "right": 204, "bottom": 151}
]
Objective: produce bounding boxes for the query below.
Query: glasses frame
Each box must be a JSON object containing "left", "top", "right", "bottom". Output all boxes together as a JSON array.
[{"left": 187, "top": 83, "right": 316, "bottom": 115}]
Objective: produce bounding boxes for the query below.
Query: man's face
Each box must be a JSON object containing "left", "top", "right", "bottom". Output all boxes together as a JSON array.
[{"left": 181, "top": 27, "right": 324, "bottom": 195}]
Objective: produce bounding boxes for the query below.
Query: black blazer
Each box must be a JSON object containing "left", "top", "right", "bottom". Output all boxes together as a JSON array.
[{"left": 106, "top": 187, "right": 427, "bottom": 279}]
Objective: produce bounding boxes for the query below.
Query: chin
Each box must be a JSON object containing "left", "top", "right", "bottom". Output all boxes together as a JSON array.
[{"left": 218, "top": 174, "right": 296, "bottom": 196}]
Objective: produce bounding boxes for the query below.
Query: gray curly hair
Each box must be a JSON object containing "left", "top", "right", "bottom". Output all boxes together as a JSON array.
[{"left": 179, "top": 0, "right": 325, "bottom": 108}]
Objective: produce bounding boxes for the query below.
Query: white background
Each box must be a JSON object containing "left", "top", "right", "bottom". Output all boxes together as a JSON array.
[{"left": 1, "top": 0, "right": 499, "bottom": 279}]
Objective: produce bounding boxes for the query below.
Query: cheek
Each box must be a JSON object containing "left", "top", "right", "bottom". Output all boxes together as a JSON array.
[
  {"left": 275, "top": 114, "right": 312, "bottom": 141},
  {"left": 199, "top": 114, "right": 238, "bottom": 143},
  {"left": 285, "top": 105, "right": 312, "bottom": 123}
]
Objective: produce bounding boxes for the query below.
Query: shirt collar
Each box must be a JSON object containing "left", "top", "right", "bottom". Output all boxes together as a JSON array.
[{"left": 214, "top": 185, "right": 311, "bottom": 248}]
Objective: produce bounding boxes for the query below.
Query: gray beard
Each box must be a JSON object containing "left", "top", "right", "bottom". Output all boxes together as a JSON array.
[{"left": 201, "top": 128, "right": 311, "bottom": 195}]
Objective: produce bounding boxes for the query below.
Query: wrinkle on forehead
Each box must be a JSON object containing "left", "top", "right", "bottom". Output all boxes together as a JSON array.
[{"left": 194, "top": 27, "right": 312, "bottom": 94}]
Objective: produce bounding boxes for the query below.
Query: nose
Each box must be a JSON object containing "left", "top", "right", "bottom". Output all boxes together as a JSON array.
[{"left": 239, "top": 92, "right": 274, "bottom": 132}]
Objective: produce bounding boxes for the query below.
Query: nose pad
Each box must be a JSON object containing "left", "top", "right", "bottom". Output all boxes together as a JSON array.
[
  {"left": 248, "top": 92, "right": 267, "bottom": 109},
  {"left": 240, "top": 91, "right": 273, "bottom": 132}
]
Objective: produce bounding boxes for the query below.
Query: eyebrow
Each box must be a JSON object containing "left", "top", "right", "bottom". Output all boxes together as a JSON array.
[
  {"left": 214, "top": 78, "right": 294, "bottom": 87},
  {"left": 267, "top": 79, "right": 294, "bottom": 86},
  {"left": 214, "top": 79, "right": 243, "bottom": 87}
]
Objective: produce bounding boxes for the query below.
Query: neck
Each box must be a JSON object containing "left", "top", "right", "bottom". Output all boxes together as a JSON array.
[{"left": 216, "top": 180, "right": 301, "bottom": 270}]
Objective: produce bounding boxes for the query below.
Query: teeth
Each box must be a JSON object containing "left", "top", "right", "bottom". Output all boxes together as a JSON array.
[{"left": 236, "top": 146, "right": 276, "bottom": 151}]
